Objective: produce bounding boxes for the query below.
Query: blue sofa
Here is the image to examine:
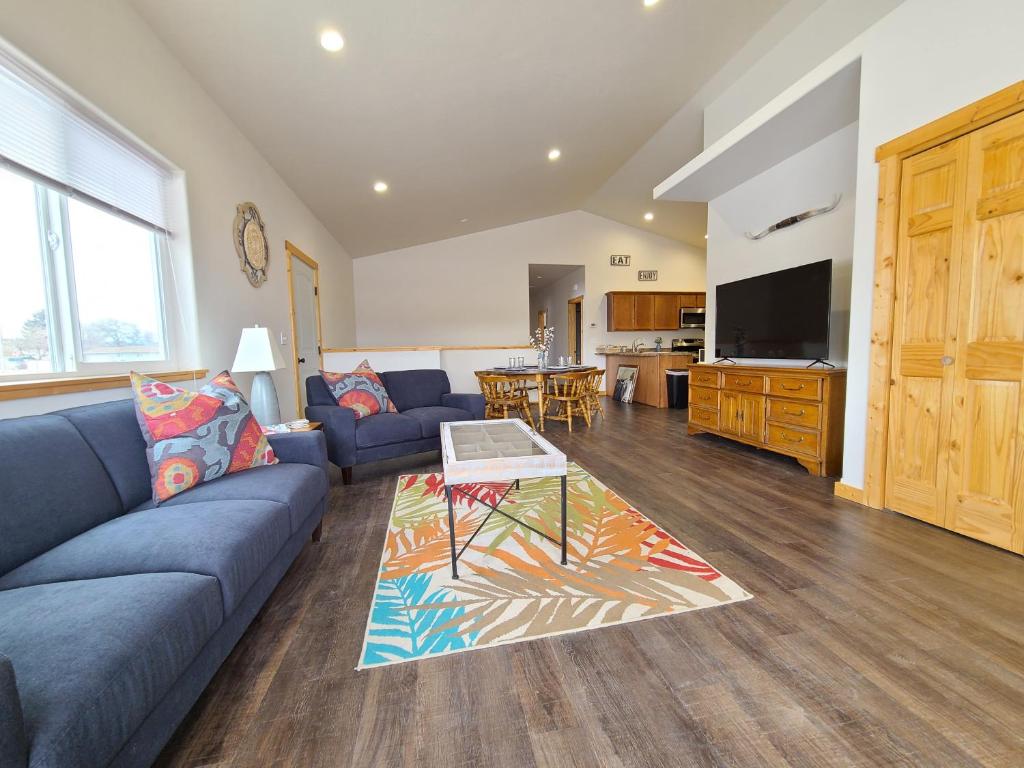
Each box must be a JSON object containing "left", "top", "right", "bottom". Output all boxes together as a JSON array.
[
  {"left": 0, "top": 399, "right": 329, "bottom": 768},
  {"left": 305, "top": 368, "right": 485, "bottom": 483}
]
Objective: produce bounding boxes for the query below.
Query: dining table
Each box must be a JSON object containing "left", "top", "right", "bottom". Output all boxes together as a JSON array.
[{"left": 478, "top": 365, "right": 596, "bottom": 431}]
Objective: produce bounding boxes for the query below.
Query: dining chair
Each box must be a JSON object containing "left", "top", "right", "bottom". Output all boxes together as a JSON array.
[
  {"left": 584, "top": 368, "right": 606, "bottom": 421},
  {"left": 475, "top": 373, "right": 537, "bottom": 429},
  {"left": 544, "top": 370, "right": 591, "bottom": 432}
]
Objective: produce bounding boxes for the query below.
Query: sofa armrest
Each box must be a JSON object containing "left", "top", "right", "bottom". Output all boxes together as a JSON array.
[
  {"left": 266, "top": 430, "right": 329, "bottom": 475},
  {"left": 0, "top": 653, "right": 27, "bottom": 768},
  {"left": 305, "top": 404, "right": 357, "bottom": 468},
  {"left": 442, "top": 392, "right": 486, "bottom": 420}
]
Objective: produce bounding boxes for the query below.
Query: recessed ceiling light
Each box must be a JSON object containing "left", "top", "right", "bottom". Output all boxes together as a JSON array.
[
  {"left": 536, "top": 275, "right": 543, "bottom": 279},
  {"left": 643, "top": 0, "right": 660, "bottom": 7},
  {"left": 373, "top": 181, "right": 388, "bottom": 193},
  {"left": 460, "top": 218, "right": 469, "bottom": 223},
  {"left": 644, "top": 212, "right": 654, "bottom": 221},
  {"left": 547, "top": 148, "right": 561, "bottom": 161},
  {"left": 320, "top": 29, "right": 344, "bottom": 52}
]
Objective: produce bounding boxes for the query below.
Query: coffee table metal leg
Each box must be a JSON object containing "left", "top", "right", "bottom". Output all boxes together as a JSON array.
[
  {"left": 445, "top": 485, "right": 459, "bottom": 579},
  {"left": 560, "top": 474, "right": 567, "bottom": 565}
]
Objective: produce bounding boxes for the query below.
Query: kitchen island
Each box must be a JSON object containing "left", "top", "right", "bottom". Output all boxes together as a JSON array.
[{"left": 597, "top": 351, "right": 694, "bottom": 408}]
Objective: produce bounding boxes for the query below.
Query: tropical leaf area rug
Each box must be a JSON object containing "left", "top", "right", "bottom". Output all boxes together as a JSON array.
[{"left": 358, "top": 463, "right": 751, "bottom": 669}]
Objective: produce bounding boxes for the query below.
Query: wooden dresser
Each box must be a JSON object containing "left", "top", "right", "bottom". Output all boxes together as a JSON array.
[{"left": 687, "top": 364, "right": 846, "bottom": 476}]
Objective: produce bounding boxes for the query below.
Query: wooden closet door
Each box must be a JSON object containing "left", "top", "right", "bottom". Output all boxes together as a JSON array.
[
  {"left": 884, "top": 139, "right": 969, "bottom": 525},
  {"left": 945, "top": 112, "right": 1024, "bottom": 553}
]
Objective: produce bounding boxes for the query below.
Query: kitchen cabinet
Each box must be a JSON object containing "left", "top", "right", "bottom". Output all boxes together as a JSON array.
[
  {"left": 633, "top": 294, "right": 655, "bottom": 330},
  {"left": 607, "top": 293, "right": 635, "bottom": 331},
  {"left": 600, "top": 352, "right": 694, "bottom": 408},
  {"left": 653, "top": 294, "right": 681, "bottom": 329},
  {"left": 605, "top": 291, "right": 705, "bottom": 331}
]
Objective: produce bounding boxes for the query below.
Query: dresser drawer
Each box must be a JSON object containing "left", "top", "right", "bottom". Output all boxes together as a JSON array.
[
  {"left": 766, "top": 423, "right": 820, "bottom": 458},
  {"left": 766, "top": 397, "right": 820, "bottom": 429},
  {"left": 723, "top": 373, "right": 765, "bottom": 393},
  {"left": 689, "top": 385, "right": 720, "bottom": 410},
  {"left": 690, "top": 369, "right": 721, "bottom": 389},
  {"left": 689, "top": 406, "right": 719, "bottom": 431},
  {"left": 766, "top": 375, "right": 822, "bottom": 401}
]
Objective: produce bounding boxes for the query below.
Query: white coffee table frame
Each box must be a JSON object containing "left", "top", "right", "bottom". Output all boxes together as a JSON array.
[{"left": 440, "top": 418, "right": 568, "bottom": 579}]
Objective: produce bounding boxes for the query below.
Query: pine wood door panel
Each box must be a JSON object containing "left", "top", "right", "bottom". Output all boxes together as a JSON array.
[
  {"left": 720, "top": 391, "right": 741, "bottom": 436},
  {"left": 739, "top": 393, "right": 765, "bottom": 442},
  {"left": 885, "top": 139, "right": 968, "bottom": 525},
  {"left": 945, "top": 113, "right": 1024, "bottom": 552}
]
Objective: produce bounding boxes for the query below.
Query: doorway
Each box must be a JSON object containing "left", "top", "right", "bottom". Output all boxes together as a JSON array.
[
  {"left": 528, "top": 264, "right": 585, "bottom": 364},
  {"left": 286, "top": 240, "right": 323, "bottom": 416},
  {"left": 567, "top": 296, "right": 582, "bottom": 364}
]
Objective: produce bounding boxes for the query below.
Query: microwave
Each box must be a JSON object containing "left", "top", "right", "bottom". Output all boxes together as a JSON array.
[{"left": 680, "top": 307, "right": 705, "bottom": 328}]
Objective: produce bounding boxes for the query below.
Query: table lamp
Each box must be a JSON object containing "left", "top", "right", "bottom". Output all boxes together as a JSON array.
[{"left": 231, "top": 325, "right": 286, "bottom": 425}]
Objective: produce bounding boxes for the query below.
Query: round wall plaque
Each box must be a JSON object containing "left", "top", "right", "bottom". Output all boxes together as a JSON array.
[{"left": 233, "top": 202, "right": 269, "bottom": 287}]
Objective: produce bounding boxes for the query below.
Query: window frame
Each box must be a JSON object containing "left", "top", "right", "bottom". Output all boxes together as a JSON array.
[{"left": 0, "top": 168, "right": 180, "bottom": 382}]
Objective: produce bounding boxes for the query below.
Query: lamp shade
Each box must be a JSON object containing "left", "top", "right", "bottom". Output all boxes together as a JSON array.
[{"left": 231, "top": 325, "right": 287, "bottom": 373}]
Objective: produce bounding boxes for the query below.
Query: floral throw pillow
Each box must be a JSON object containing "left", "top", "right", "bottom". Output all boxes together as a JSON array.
[
  {"left": 130, "top": 370, "right": 278, "bottom": 503},
  {"left": 320, "top": 359, "right": 397, "bottom": 419}
]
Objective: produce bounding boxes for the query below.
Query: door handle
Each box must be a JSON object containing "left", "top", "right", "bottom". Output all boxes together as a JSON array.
[
  {"left": 940, "top": 355, "right": 954, "bottom": 366},
  {"left": 297, "top": 357, "right": 306, "bottom": 364}
]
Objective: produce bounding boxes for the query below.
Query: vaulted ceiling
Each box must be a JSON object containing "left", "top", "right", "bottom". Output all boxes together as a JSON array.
[{"left": 130, "top": 0, "right": 790, "bottom": 256}]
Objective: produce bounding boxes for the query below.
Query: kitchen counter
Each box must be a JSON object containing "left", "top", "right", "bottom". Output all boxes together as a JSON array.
[
  {"left": 595, "top": 350, "right": 682, "bottom": 356},
  {"left": 600, "top": 352, "right": 693, "bottom": 408}
]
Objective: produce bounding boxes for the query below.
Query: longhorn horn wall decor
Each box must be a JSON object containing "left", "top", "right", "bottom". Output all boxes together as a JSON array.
[{"left": 743, "top": 194, "right": 842, "bottom": 240}]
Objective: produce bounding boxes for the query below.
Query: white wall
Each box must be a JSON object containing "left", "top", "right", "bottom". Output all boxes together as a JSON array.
[
  {"left": 702, "top": 0, "right": 903, "bottom": 146},
  {"left": 700, "top": 0, "right": 1024, "bottom": 489},
  {"left": 705, "top": 122, "right": 857, "bottom": 364},
  {"left": 0, "top": 0, "right": 356, "bottom": 420},
  {"left": 528, "top": 267, "right": 585, "bottom": 362},
  {"left": 353, "top": 210, "right": 706, "bottom": 369}
]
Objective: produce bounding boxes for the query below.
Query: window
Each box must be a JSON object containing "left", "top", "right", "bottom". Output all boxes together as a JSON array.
[
  {"left": 0, "top": 40, "right": 184, "bottom": 380},
  {"left": 0, "top": 165, "right": 170, "bottom": 376}
]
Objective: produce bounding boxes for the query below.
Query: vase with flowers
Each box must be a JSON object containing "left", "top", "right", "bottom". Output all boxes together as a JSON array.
[{"left": 530, "top": 325, "right": 554, "bottom": 369}]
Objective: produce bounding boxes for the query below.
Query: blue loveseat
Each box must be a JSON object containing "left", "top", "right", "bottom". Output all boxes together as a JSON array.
[
  {"left": 305, "top": 368, "right": 485, "bottom": 483},
  {"left": 0, "top": 399, "right": 329, "bottom": 768}
]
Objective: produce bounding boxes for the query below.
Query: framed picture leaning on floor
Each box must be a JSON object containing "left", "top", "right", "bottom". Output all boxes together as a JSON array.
[{"left": 612, "top": 365, "right": 638, "bottom": 403}]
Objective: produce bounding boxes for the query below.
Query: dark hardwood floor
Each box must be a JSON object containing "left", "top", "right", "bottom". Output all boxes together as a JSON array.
[{"left": 156, "top": 402, "right": 1024, "bottom": 767}]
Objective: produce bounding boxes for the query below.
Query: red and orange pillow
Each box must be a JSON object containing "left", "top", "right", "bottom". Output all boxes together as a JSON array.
[
  {"left": 129, "top": 370, "right": 277, "bottom": 503},
  {"left": 320, "top": 359, "right": 396, "bottom": 418}
]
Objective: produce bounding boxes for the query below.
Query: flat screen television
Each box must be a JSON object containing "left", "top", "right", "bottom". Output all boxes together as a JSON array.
[{"left": 715, "top": 259, "right": 832, "bottom": 360}]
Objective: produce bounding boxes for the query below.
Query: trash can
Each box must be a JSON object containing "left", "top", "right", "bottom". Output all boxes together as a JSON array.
[{"left": 666, "top": 369, "right": 689, "bottom": 409}]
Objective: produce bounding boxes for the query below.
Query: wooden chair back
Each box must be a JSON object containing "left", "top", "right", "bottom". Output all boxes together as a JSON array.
[{"left": 548, "top": 370, "right": 589, "bottom": 399}]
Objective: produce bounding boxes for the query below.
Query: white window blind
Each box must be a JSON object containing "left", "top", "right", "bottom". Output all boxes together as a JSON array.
[{"left": 0, "top": 44, "right": 173, "bottom": 233}]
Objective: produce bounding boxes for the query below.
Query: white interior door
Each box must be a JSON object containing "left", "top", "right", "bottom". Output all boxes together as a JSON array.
[{"left": 288, "top": 246, "right": 321, "bottom": 413}]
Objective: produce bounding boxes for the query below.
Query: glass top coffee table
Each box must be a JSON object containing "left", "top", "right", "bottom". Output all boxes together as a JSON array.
[{"left": 440, "top": 418, "right": 568, "bottom": 579}]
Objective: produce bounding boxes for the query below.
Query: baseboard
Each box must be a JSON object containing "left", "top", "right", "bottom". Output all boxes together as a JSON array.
[{"left": 833, "top": 481, "right": 865, "bottom": 505}]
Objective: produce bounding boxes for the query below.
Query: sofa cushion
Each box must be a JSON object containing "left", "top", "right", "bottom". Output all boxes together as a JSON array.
[
  {"left": 306, "top": 374, "right": 338, "bottom": 407},
  {"left": 57, "top": 399, "right": 152, "bottom": 511},
  {"left": 0, "top": 573, "right": 222, "bottom": 768},
  {"left": 132, "top": 463, "right": 327, "bottom": 534},
  {"left": 354, "top": 412, "right": 422, "bottom": 448},
  {"left": 402, "top": 406, "right": 474, "bottom": 438},
  {"left": 0, "top": 652, "right": 26, "bottom": 768},
  {"left": 0, "top": 500, "right": 291, "bottom": 615},
  {"left": 130, "top": 370, "right": 277, "bottom": 503},
  {"left": 379, "top": 369, "right": 452, "bottom": 412},
  {"left": 0, "top": 414, "right": 123, "bottom": 577}
]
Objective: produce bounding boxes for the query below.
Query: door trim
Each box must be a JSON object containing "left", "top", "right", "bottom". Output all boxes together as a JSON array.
[
  {"left": 285, "top": 240, "right": 323, "bottom": 418},
  {"left": 567, "top": 295, "right": 583, "bottom": 364},
  {"left": 862, "top": 80, "right": 1024, "bottom": 509}
]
